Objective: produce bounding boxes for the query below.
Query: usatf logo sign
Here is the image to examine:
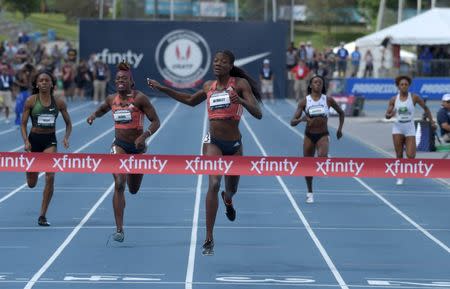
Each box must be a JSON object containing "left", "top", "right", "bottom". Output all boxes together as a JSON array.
[{"left": 155, "top": 29, "right": 211, "bottom": 88}]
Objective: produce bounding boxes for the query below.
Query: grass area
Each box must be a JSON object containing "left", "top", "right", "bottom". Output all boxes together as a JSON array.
[
  {"left": 0, "top": 12, "right": 368, "bottom": 51},
  {"left": 2, "top": 12, "right": 78, "bottom": 42},
  {"left": 293, "top": 23, "right": 369, "bottom": 50}
]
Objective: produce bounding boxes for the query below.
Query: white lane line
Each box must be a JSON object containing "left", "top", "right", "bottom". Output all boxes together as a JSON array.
[
  {"left": 354, "top": 177, "right": 450, "bottom": 253},
  {"left": 0, "top": 99, "right": 160, "bottom": 204},
  {"left": 185, "top": 108, "right": 207, "bottom": 289},
  {"left": 0, "top": 225, "right": 449, "bottom": 232},
  {"left": 269, "top": 103, "right": 450, "bottom": 254},
  {"left": 23, "top": 183, "right": 115, "bottom": 289},
  {"left": 23, "top": 100, "right": 179, "bottom": 289},
  {"left": 0, "top": 102, "right": 92, "bottom": 136},
  {"left": 285, "top": 99, "right": 450, "bottom": 187},
  {"left": 242, "top": 116, "right": 349, "bottom": 289},
  {"left": 0, "top": 127, "right": 114, "bottom": 204}
]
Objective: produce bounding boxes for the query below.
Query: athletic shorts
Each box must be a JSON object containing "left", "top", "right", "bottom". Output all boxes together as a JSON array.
[
  {"left": 111, "top": 138, "right": 146, "bottom": 154},
  {"left": 392, "top": 121, "right": 416, "bottom": 137},
  {"left": 28, "top": 132, "right": 57, "bottom": 152},
  {"left": 203, "top": 132, "right": 242, "bottom": 156},
  {"left": 0, "top": 90, "right": 13, "bottom": 109}
]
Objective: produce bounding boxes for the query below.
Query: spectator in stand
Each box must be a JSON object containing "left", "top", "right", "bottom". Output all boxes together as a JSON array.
[
  {"left": 364, "top": 49, "right": 374, "bottom": 77},
  {"left": 259, "top": 59, "right": 275, "bottom": 103},
  {"left": 336, "top": 42, "right": 349, "bottom": 78},
  {"left": 298, "top": 42, "right": 307, "bottom": 62},
  {"left": 61, "top": 59, "right": 75, "bottom": 101},
  {"left": 0, "top": 63, "right": 14, "bottom": 123},
  {"left": 351, "top": 46, "right": 361, "bottom": 77},
  {"left": 437, "top": 94, "right": 450, "bottom": 143},
  {"left": 305, "top": 41, "right": 315, "bottom": 69},
  {"left": 93, "top": 59, "right": 110, "bottom": 104},
  {"left": 286, "top": 42, "right": 298, "bottom": 80},
  {"left": 324, "top": 47, "right": 336, "bottom": 77},
  {"left": 291, "top": 59, "right": 310, "bottom": 101},
  {"left": 14, "top": 64, "right": 35, "bottom": 126},
  {"left": 74, "top": 60, "right": 93, "bottom": 101}
]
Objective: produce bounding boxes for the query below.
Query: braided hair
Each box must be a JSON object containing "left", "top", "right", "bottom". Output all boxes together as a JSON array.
[{"left": 218, "top": 50, "right": 262, "bottom": 101}]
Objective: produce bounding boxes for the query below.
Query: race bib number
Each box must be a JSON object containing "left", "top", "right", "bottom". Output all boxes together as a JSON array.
[
  {"left": 113, "top": 109, "right": 132, "bottom": 123},
  {"left": 209, "top": 91, "right": 231, "bottom": 110},
  {"left": 308, "top": 105, "right": 326, "bottom": 117},
  {"left": 202, "top": 133, "right": 211, "bottom": 144},
  {"left": 37, "top": 114, "right": 55, "bottom": 126},
  {"left": 397, "top": 106, "right": 411, "bottom": 121}
]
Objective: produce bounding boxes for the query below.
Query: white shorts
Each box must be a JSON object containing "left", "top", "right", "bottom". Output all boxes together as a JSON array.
[
  {"left": 392, "top": 121, "right": 415, "bottom": 137},
  {"left": 0, "top": 90, "right": 13, "bottom": 109},
  {"left": 261, "top": 79, "right": 273, "bottom": 94}
]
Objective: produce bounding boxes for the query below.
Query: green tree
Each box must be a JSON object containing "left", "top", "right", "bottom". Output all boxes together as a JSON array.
[
  {"left": 2, "top": 0, "right": 39, "bottom": 18},
  {"left": 55, "top": 0, "right": 99, "bottom": 22}
]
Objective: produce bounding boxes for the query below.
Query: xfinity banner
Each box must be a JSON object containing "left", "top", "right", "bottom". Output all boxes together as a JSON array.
[
  {"left": 79, "top": 20, "right": 287, "bottom": 97},
  {"left": 346, "top": 78, "right": 450, "bottom": 100}
]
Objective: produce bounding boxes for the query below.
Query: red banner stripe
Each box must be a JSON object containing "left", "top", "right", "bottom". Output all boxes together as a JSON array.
[{"left": 0, "top": 152, "right": 449, "bottom": 178}]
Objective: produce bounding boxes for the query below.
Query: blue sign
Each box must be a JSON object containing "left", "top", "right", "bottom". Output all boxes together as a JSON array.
[
  {"left": 79, "top": 20, "right": 287, "bottom": 98},
  {"left": 345, "top": 77, "right": 450, "bottom": 100}
]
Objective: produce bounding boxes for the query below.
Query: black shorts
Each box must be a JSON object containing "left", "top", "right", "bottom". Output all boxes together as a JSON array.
[
  {"left": 111, "top": 138, "right": 146, "bottom": 154},
  {"left": 204, "top": 133, "right": 242, "bottom": 156},
  {"left": 305, "top": 131, "right": 329, "bottom": 144},
  {"left": 28, "top": 132, "right": 57, "bottom": 152}
]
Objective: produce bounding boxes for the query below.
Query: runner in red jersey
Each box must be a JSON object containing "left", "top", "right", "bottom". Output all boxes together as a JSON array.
[
  {"left": 147, "top": 50, "right": 262, "bottom": 256},
  {"left": 87, "top": 61, "right": 160, "bottom": 243}
]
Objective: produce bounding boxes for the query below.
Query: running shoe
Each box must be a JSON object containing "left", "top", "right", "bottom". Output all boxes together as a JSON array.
[
  {"left": 112, "top": 230, "right": 124, "bottom": 242},
  {"left": 396, "top": 178, "right": 404, "bottom": 186},
  {"left": 306, "top": 192, "right": 314, "bottom": 204},
  {"left": 202, "top": 239, "right": 214, "bottom": 256},
  {"left": 38, "top": 216, "right": 50, "bottom": 226},
  {"left": 221, "top": 191, "right": 236, "bottom": 221}
]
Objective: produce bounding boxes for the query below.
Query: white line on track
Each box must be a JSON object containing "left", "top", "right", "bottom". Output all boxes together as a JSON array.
[
  {"left": 242, "top": 116, "right": 349, "bottom": 289},
  {"left": 1, "top": 225, "right": 449, "bottom": 232},
  {"left": 1, "top": 99, "right": 161, "bottom": 205},
  {"left": 267, "top": 103, "right": 450, "bottom": 254},
  {"left": 22, "top": 101, "right": 180, "bottom": 289},
  {"left": 185, "top": 108, "right": 207, "bottom": 289},
  {"left": 284, "top": 99, "right": 450, "bottom": 187},
  {"left": 0, "top": 102, "right": 92, "bottom": 136}
]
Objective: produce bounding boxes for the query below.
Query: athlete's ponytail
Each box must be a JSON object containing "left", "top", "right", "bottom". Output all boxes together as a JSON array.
[{"left": 220, "top": 50, "right": 262, "bottom": 101}]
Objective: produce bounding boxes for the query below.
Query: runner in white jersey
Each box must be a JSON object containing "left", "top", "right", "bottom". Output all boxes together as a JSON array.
[
  {"left": 385, "top": 75, "right": 436, "bottom": 185},
  {"left": 291, "top": 75, "right": 345, "bottom": 203}
]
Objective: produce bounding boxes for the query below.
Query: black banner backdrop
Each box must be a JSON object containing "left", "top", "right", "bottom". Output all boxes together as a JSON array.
[{"left": 80, "top": 20, "right": 287, "bottom": 97}]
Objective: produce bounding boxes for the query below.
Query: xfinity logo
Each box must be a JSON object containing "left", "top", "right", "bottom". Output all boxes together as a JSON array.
[
  {"left": 384, "top": 160, "right": 433, "bottom": 177},
  {"left": 316, "top": 159, "right": 364, "bottom": 176},
  {"left": 96, "top": 49, "right": 144, "bottom": 68}
]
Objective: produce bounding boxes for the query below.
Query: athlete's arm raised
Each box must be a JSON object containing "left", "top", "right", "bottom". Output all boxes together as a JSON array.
[{"left": 147, "top": 78, "right": 207, "bottom": 106}]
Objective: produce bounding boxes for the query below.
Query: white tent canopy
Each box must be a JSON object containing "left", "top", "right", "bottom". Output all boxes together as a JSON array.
[{"left": 356, "top": 8, "right": 450, "bottom": 47}]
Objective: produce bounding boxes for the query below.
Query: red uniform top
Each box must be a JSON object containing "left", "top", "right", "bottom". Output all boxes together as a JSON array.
[
  {"left": 111, "top": 92, "right": 144, "bottom": 130},
  {"left": 207, "top": 77, "right": 243, "bottom": 120}
]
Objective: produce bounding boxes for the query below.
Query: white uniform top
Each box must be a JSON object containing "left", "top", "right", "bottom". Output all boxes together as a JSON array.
[
  {"left": 394, "top": 92, "right": 415, "bottom": 123},
  {"left": 305, "top": 94, "right": 329, "bottom": 118}
]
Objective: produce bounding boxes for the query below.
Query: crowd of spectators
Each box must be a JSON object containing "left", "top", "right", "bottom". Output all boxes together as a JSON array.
[{"left": 0, "top": 32, "right": 110, "bottom": 125}]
